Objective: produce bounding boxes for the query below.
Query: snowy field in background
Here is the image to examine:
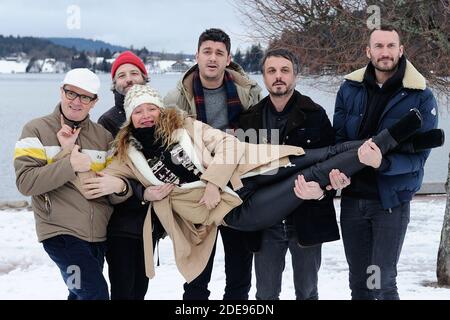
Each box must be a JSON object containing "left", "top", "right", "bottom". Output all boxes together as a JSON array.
[{"left": 0, "top": 196, "right": 449, "bottom": 300}]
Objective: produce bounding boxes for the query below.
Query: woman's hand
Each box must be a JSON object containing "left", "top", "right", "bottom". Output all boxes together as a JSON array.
[
  {"left": 144, "top": 184, "right": 175, "bottom": 201},
  {"left": 82, "top": 172, "right": 126, "bottom": 199},
  {"left": 199, "top": 182, "right": 221, "bottom": 210}
]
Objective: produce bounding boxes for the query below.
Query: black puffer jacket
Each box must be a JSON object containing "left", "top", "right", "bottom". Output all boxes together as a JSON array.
[
  {"left": 98, "top": 91, "right": 165, "bottom": 240},
  {"left": 238, "top": 90, "right": 340, "bottom": 248}
]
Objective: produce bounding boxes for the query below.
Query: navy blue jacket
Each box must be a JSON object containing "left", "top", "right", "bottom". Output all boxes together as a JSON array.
[{"left": 333, "top": 60, "right": 438, "bottom": 209}]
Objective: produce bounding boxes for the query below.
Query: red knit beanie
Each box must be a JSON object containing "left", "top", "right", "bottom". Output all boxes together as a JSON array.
[{"left": 111, "top": 51, "right": 147, "bottom": 79}]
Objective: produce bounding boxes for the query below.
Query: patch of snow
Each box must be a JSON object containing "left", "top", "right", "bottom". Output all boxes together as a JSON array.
[
  {"left": 0, "top": 196, "right": 449, "bottom": 300},
  {"left": 0, "top": 60, "right": 28, "bottom": 73}
]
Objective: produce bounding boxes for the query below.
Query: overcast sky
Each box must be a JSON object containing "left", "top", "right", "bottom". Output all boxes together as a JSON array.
[{"left": 0, "top": 0, "right": 256, "bottom": 54}]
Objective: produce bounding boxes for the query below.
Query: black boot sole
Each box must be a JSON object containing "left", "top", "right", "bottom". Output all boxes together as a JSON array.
[{"left": 413, "top": 128, "right": 445, "bottom": 152}]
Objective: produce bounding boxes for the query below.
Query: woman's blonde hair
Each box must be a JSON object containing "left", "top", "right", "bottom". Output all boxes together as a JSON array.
[{"left": 113, "top": 107, "right": 186, "bottom": 162}]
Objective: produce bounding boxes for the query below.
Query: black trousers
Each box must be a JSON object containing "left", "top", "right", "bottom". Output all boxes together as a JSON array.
[
  {"left": 106, "top": 236, "right": 149, "bottom": 300},
  {"left": 184, "top": 128, "right": 400, "bottom": 298},
  {"left": 225, "top": 131, "right": 398, "bottom": 231},
  {"left": 182, "top": 226, "right": 253, "bottom": 300}
]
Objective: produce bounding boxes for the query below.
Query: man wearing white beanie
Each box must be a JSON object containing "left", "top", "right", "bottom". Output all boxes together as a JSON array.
[{"left": 14, "top": 68, "right": 129, "bottom": 300}]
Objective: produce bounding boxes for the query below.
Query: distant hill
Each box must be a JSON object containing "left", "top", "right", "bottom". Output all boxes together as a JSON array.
[
  {"left": 45, "top": 37, "right": 128, "bottom": 53},
  {"left": 1, "top": 35, "right": 195, "bottom": 65},
  {"left": 0, "top": 35, "right": 75, "bottom": 59}
]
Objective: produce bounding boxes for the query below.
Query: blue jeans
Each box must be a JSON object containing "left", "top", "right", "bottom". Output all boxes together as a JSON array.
[
  {"left": 254, "top": 222, "right": 321, "bottom": 300},
  {"left": 340, "top": 197, "right": 410, "bottom": 300},
  {"left": 42, "top": 235, "right": 109, "bottom": 300}
]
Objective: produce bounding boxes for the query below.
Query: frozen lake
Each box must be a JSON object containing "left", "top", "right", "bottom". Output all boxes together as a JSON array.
[{"left": 1, "top": 73, "right": 449, "bottom": 201}]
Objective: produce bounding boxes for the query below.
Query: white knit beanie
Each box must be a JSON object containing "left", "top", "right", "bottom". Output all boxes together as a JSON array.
[
  {"left": 62, "top": 68, "right": 100, "bottom": 95},
  {"left": 124, "top": 84, "right": 165, "bottom": 124}
]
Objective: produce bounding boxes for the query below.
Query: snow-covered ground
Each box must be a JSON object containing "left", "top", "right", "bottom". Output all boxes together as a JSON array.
[
  {"left": 0, "top": 60, "right": 28, "bottom": 73},
  {"left": 0, "top": 196, "right": 449, "bottom": 300}
]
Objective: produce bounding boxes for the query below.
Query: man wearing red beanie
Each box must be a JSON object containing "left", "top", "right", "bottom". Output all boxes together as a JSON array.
[
  {"left": 98, "top": 51, "right": 166, "bottom": 300},
  {"left": 110, "top": 50, "right": 148, "bottom": 81}
]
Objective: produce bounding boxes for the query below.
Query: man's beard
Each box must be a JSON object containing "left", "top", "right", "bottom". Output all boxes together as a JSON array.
[
  {"left": 269, "top": 85, "right": 294, "bottom": 97},
  {"left": 201, "top": 70, "right": 224, "bottom": 83},
  {"left": 372, "top": 56, "right": 400, "bottom": 73},
  {"left": 116, "top": 81, "right": 143, "bottom": 95}
]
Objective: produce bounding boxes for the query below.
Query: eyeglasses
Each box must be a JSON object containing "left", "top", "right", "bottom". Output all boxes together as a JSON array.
[{"left": 63, "top": 87, "right": 97, "bottom": 105}]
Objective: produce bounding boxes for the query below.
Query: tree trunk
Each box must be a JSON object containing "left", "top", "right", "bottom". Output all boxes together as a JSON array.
[{"left": 437, "top": 153, "right": 450, "bottom": 285}]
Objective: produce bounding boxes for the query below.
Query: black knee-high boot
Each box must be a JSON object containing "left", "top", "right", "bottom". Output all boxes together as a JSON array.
[
  {"left": 224, "top": 109, "right": 423, "bottom": 231},
  {"left": 225, "top": 148, "right": 364, "bottom": 231},
  {"left": 395, "top": 129, "right": 445, "bottom": 153},
  {"left": 298, "top": 126, "right": 421, "bottom": 189},
  {"left": 241, "top": 140, "right": 365, "bottom": 189},
  {"left": 240, "top": 108, "right": 423, "bottom": 190}
]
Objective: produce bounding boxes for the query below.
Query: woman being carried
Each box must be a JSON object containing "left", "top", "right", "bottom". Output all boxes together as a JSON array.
[{"left": 83, "top": 84, "right": 443, "bottom": 282}]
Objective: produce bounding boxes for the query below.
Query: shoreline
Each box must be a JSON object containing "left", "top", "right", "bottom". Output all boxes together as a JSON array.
[
  {"left": 0, "top": 200, "right": 31, "bottom": 211},
  {"left": 1, "top": 184, "right": 447, "bottom": 211}
]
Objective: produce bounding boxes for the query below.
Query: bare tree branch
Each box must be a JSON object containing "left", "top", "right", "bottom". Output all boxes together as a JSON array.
[{"left": 232, "top": 0, "right": 449, "bottom": 95}]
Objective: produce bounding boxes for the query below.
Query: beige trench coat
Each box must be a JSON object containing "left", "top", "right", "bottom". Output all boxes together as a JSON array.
[{"left": 104, "top": 117, "right": 304, "bottom": 282}]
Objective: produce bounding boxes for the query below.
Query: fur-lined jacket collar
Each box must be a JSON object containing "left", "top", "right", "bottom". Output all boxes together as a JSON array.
[{"left": 344, "top": 59, "right": 426, "bottom": 90}]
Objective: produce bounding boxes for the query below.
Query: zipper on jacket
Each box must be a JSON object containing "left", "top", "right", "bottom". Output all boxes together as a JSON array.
[
  {"left": 377, "top": 89, "right": 408, "bottom": 132},
  {"left": 44, "top": 193, "right": 52, "bottom": 218},
  {"left": 75, "top": 122, "right": 93, "bottom": 241},
  {"left": 90, "top": 205, "right": 94, "bottom": 242},
  {"left": 282, "top": 219, "right": 288, "bottom": 238}
]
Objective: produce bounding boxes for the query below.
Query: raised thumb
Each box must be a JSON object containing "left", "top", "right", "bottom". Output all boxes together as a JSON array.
[{"left": 72, "top": 145, "right": 80, "bottom": 153}]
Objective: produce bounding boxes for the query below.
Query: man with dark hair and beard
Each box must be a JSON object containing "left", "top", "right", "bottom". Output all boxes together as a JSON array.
[
  {"left": 98, "top": 51, "right": 168, "bottom": 300},
  {"left": 331, "top": 26, "right": 438, "bottom": 300},
  {"left": 239, "top": 48, "right": 350, "bottom": 300}
]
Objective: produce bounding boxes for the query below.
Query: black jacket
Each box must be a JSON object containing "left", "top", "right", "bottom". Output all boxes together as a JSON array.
[
  {"left": 98, "top": 91, "right": 165, "bottom": 240},
  {"left": 239, "top": 90, "right": 340, "bottom": 248},
  {"left": 98, "top": 93, "right": 127, "bottom": 138}
]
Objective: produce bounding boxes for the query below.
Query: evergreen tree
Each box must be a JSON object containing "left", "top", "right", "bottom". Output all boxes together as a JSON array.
[
  {"left": 71, "top": 51, "right": 90, "bottom": 69},
  {"left": 103, "top": 48, "right": 112, "bottom": 59},
  {"left": 245, "top": 44, "right": 263, "bottom": 73},
  {"left": 233, "top": 48, "right": 244, "bottom": 67}
]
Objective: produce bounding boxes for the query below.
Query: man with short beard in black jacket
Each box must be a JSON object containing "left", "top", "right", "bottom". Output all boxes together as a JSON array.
[{"left": 239, "top": 48, "right": 350, "bottom": 300}]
